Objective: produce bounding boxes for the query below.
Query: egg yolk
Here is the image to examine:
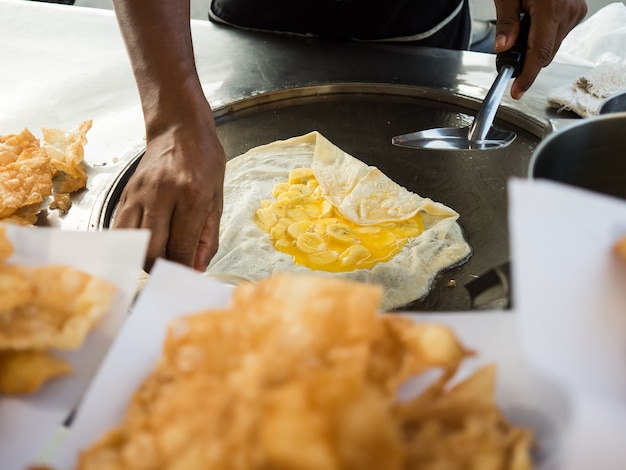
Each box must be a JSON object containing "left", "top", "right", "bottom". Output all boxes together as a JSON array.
[{"left": 255, "top": 168, "right": 424, "bottom": 273}]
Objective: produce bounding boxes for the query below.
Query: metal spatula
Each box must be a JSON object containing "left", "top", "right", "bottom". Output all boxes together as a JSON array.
[{"left": 392, "top": 14, "right": 530, "bottom": 151}]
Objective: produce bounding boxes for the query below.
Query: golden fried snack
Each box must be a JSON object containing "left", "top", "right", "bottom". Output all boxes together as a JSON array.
[
  {"left": 614, "top": 235, "right": 626, "bottom": 261},
  {"left": 0, "top": 132, "right": 53, "bottom": 220},
  {"left": 43, "top": 120, "right": 91, "bottom": 195},
  {"left": 3, "top": 203, "right": 44, "bottom": 225},
  {"left": 0, "top": 121, "right": 92, "bottom": 223},
  {"left": 0, "top": 127, "right": 41, "bottom": 162},
  {"left": 0, "top": 265, "right": 32, "bottom": 313},
  {"left": 393, "top": 364, "right": 533, "bottom": 469},
  {"left": 0, "top": 264, "right": 118, "bottom": 350},
  {"left": 0, "top": 225, "right": 13, "bottom": 261},
  {"left": 0, "top": 349, "right": 71, "bottom": 395},
  {"left": 49, "top": 193, "right": 72, "bottom": 214},
  {"left": 78, "top": 274, "right": 532, "bottom": 470},
  {"left": 0, "top": 227, "right": 118, "bottom": 395}
]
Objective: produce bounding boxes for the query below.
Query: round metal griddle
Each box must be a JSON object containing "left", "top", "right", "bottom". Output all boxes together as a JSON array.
[{"left": 95, "top": 84, "right": 545, "bottom": 311}]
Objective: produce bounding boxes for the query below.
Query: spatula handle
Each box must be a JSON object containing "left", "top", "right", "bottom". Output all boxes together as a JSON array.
[{"left": 495, "top": 13, "right": 531, "bottom": 78}]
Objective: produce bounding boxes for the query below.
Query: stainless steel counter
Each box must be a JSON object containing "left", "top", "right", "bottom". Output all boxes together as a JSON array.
[{"left": 0, "top": 0, "right": 589, "bottom": 310}]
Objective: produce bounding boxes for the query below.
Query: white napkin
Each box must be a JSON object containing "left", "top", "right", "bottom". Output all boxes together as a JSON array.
[
  {"left": 509, "top": 178, "right": 626, "bottom": 470},
  {"left": 547, "top": 3, "right": 626, "bottom": 117},
  {"left": 547, "top": 61, "right": 626, "bottom": 117}
]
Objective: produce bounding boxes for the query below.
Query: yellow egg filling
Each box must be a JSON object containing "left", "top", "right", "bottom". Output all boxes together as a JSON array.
[{"left": 255, "top": 168, "right": 424, "bottom": 272}]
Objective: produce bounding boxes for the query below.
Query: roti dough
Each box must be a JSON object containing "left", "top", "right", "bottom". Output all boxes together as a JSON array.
[{"left": 206, "top": 132, "right": 471, "bottom": 310}]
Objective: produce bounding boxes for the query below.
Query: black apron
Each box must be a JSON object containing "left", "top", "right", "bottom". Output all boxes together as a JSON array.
[{"left": 208, "top": 0, "right": 472, "bottom": 50}]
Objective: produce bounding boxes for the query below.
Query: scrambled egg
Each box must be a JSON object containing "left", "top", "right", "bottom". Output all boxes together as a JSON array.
[{"left": 257, "top": 168, "right": 424, "bottom": 272}]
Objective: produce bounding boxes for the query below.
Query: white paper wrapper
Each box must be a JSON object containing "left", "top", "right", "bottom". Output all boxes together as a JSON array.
[
  {"left": 54, "top": 259, "right": 236, "bottom": 469},
  {"left": 0, "top": 224, "right": 149, "bottom": 470},
  {"left": 509, "top": 178, "right": 626, "bottom": 469}
]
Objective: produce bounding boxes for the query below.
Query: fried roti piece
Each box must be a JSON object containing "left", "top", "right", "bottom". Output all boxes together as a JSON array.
[
  {"left": 78, "top": 274, "right": 531, "bottom": 470},
  {"left": 49, "top": 192, "right": 72, "bottom": 214},
  {"left": 0, "top": 127, "right": 41, "bottom": 161},
  {"left": 0, "top": 264, "right": 118, "bottom": 350},
  {"left": 43, "top": 120, "right": 92, "bottom": 194},
  {"left": 0, "top": 227, "right": 30, "bottom": 313},
  {"left": 393, "top": 364, "right": 534, "bottom": 469},
  {"left": 0, "top": 225, "right": 13, "bottom": 261},
  {"left": 3, "top": 203, "right": 43, "bottom": 225},
  {"left": 0, "top": 121, "right": 92, "bottom": 223},
  {"left": 0, "top": 349, "right": 71, "bottom": 395},
  {"left": 0, "top": 141, "right": 53, "bottom": 220},
  {"left": 367, "top": 315, "right": 471, "bottom": 394},
  {"left": 0, "top": 264, "right": 32, "bottom": 313},
  {"left": 0, "top": 228, "right": 118, "bottom": 395}
]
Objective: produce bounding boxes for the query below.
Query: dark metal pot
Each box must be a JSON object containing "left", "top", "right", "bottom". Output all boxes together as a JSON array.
[
  {"left": 599, "top": 90, "right": 626, "bottom": 115},
  {"left": 528, "top": 112, "right": 626, "bottom": 200}
]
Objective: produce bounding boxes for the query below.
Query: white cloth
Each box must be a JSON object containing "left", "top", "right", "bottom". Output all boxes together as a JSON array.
[
  {"left": 547, "top": 3, "right": 626, "bottom": 117},
  {"left": 547, "top": 61, "right": 626, "bottom": 117}
]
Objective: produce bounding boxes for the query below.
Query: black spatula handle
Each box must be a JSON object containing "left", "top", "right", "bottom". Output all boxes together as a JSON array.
[{"left": 495, "top": 13, "right": 531, "bottom": 78}]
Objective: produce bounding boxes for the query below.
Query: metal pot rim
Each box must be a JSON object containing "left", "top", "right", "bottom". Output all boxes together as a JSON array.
[
  {"left": 598, "top": 90, "right": 626, "bottom": 115},
  {"left": 528, "top": 111, "right": 626, "bottom": 180}
]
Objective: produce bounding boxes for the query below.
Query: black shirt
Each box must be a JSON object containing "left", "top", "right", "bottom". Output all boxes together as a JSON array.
[{"left": 208, "top": 0, "right": 471, "bottom": 50}]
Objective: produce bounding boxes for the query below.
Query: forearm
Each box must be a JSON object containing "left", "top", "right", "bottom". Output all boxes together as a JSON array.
[{"left": 112, "top": 0, "right": 212, "bottom": 138}]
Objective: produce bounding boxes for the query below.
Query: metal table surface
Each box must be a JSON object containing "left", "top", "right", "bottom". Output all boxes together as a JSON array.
[{"left": 0, "top": 0, "right": 589, "bottom": 310}]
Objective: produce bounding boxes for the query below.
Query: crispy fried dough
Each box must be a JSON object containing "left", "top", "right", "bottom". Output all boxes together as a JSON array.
[
  {"left": 393, "top": 364, "right": 534, "bottom": 470},
  {"left": 43, "top": 120, "right": 91, "bottom": 194},
  {"left": 0, "top": 226, "right": 13, "bottom": 261},
  {"left": 78, "top": 274, "right": 531, "bottom": 470},
  {"left": 0, "top": 227, "right": 118, "bottom": 394},
  {"left": 0, "top": 264, "right": 118, "bottom": 350},
  {"left": 0, "top": 265, "right": 32, "bottom": 312},
  {"left": 0, "top": 121, "right": 92, "bottom": 223},
  {"left": 0, "top": 349, "right": 71, "bottom": 395},
  {"left": 0, "top": 146, "right": 53, "bottom": 219}
]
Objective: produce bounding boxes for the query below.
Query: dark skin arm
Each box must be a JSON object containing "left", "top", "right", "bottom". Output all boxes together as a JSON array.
[
  {"left": 493, "top": 0, "right": 587, "bottom": 99},
  {"left": 111, "top": 0, "right": 225, "bottom": 272}
]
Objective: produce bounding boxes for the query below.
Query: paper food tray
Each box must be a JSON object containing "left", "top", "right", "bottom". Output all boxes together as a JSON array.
[
  {"left": 509, "top": 178, "right": 626, "bottom": 470},
  {"left": 0, "top": 224, "right": 149, "bottom": 470},
  {"left": 54, "top": 259, "right": 236, "bottom": 468}
]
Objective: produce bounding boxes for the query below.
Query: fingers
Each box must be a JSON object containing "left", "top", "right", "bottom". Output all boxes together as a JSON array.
[
  {"left": 493, "top": 3, "right": 534, "bottom": 98},
  {"left": 493, "top": 0, "right": 522, "bottom": 53},
  {"left": 193, "top": 207, "right": 222, "bottom": 271},
  {"left": 112, "top": 187, "right": 174, "bottom": 272},
  {"left": 111, "top": 191, "right": 143, "bottom": 230},
  {"left": 493, "top": 0, "right": 588, "bottom": 99},
  {"left": 114, "top": 188, "right": 218, "bottom": 273},
  {"left": 141, "top": 203, "right": 176, "bottom": 271},
  {"left": 510, "top": 11, "right": 557, "bottom": 99},
  {"left": 166, "top": 177, "right": 223, "bottom": 271}
]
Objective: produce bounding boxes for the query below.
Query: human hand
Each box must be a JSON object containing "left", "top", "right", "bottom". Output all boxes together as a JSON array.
[
  {"left": 493, "top": 0, "right": 587, "bottom": 99},
  {"left": 112, "top": 117, "right": 226, "bottom": 272}
]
